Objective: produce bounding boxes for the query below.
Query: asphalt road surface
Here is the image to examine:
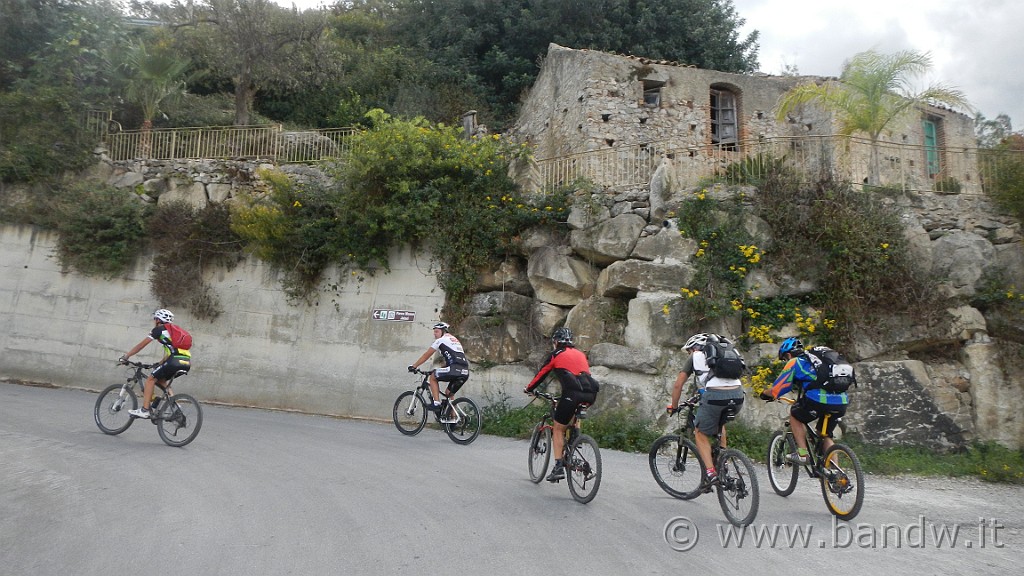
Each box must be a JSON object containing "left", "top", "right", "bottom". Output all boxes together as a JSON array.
[{"left": 2, "top": 382, "right": 1021, "bottom": 576}]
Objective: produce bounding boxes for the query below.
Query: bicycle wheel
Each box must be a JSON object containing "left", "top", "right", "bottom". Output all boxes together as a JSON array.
[
  {"left": 157, "top": 394, "right": 203, "bottom": 447},
  {"left": 566, "top": 434, "right": 602, "bottom": 504},
  {"left": 767, "top": 430, "right": 799, "bottom": 496},
  {"left": 648, "top": 435, "right": 705, "bottom": 500},
  {"left": 820, "top": 443, "right": 865, "bottom": 520},
  {"left": 94, "top": 384, "right": 138, "bottom": 435},
  {"left": 528, "top": 423, "right": 552, "bottom": 483},
  {"left": 443, "top": 397, "right": 482, "bottom": 445},
  {"left": 392, "top": 391, "right": 427, "bottom": 436},
  {"left": 716, "top": 448, "right": 760, "bottom": 527}
]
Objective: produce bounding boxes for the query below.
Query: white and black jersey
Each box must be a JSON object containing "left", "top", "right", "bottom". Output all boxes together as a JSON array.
[{"left": 432, "top": 333, "right": 469, "bottom": 367}]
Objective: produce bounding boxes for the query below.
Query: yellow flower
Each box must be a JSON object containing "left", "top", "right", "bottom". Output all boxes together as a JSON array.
[{"left": 292, "top": 200, "right": 302, "bottom": 208}]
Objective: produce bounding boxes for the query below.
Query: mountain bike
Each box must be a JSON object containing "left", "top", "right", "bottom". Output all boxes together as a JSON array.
[
  {"left": 649, "top": 392, "right": 759, "bottom": 527},
  {"left": 94, "top": 360, "right": 203, "bottom": 447},
  {"left": 765, "top": 395, "right": 864, "bottom": 520},
  {"left": 392, "top": 368, "right": 481, "bottom": 445},
  {"left": 526, "top": 390, "right": 602, "bottom": 504}
]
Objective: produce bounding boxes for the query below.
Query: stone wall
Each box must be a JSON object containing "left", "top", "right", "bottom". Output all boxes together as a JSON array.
[{"left": 457, "top": 174, "right": 1024, "bottom": 450}]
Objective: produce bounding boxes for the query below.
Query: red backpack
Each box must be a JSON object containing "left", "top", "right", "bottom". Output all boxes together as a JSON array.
[{"left": 166, "top": 323, "right": 193, "bottom": 351}]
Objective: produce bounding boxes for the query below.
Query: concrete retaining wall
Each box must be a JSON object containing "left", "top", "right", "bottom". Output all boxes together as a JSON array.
[{"left": 0, "top": 224, "right": 523, "bottom": 419}]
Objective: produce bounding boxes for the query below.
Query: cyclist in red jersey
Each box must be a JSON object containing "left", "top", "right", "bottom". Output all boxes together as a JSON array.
[{"left": 525, "top": 327, "right": 600, "bottom": 482}]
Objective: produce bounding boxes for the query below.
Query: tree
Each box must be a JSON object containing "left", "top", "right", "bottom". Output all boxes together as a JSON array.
[
  {"left": 776, "top": 49, "right": 972, "bottom": 186},
  {"left": 976, "top": 113, "right": 1014, "bottom": 149},
  {"left": 117, "top": 40, "right": 192, "bottom": 130},
  {"left": 164, "top": 0, "right": 330, "bottom": 125},
  {"left": 382, "top": 0, "right": 759, "bottom": 129}
]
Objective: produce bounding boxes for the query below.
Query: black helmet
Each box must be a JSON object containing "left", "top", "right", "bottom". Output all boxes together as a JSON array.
[{"left": 551, "top": 327, "right": 574, "bottom": 347}]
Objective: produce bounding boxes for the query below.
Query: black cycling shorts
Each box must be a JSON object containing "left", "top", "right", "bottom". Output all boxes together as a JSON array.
[
  {"left": 554, "top": 389, "right": 597, "bottom": 426},
  {"left": 152, "top": 356, "right": 191, "bottom": 382},
  {"left": 791, "top": 397, "right": 847, "bottom": 438}
]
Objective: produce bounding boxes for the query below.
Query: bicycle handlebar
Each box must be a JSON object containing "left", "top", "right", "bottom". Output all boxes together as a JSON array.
[{"left": 118, "top": 359, "right": 156, "bottom": 370}]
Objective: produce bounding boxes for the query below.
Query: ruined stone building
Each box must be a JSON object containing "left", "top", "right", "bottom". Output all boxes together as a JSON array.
[{"left": 511, "top": 44, "right": 978, "bottom": 195}]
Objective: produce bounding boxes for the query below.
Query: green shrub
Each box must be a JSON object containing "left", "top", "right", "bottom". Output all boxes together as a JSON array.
[
  {"left": 844, "top": 437, "right": 1024, "bottom": 484},
  {"left": 0, "top": 87, "right": 95, "bottom": 183},
  {"left": 584, "top": 407, "right": 663, "bottom": 452},
  {"left": 232, "top": 110, "right": 569, "bottom": 317},
  {"left": 480, "top": 391, "right": 547, "bottom": 438},
  {"left": 54, "top": 183, "right": 151, "bottom": 276},
  {"left": 754, "top": 178, "right": 937, "bottom": 345},
  {"left": 981, "top": 138, "right": 1024, "bottom": 221},
  {"left": 481, "top": 390, "right": 661, "bottom": 453}
]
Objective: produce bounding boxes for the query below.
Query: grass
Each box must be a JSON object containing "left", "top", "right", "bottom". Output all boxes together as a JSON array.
[{"left": 481, "top": 392, "right": 1024, "bottom": 484}]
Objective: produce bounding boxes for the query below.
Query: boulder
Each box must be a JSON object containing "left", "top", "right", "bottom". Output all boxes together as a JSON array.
[
  {"left": 527, "top": 246, "right": 598, "bottom": 306},
  {"left": 465, "top": 291, "right": 535, "bottom": 318},
  {"left": 589, "top": 342, "right": 664, "bottom": 374},
  {"left": 570, "top": 213, "right": 647, "bottom": 266},
  {"left": 631, "top": 220, "right": 697, "bottom": 263},
  {"left": 931, "top": 231, "right": 995, "bottom": 297},
  {"left": 596, "top": 259, "right": 696, "bottom": 298},
  {"left": 458, "top": 317, "right": 533, "bottom": 364},
  {"left": 475, "top": 258, "right": 532, "bottom": 296}
]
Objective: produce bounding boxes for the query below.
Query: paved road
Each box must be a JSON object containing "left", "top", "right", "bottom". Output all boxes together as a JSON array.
[{"left": 2, "top": 382, "right": 1022, "bottom": 576}]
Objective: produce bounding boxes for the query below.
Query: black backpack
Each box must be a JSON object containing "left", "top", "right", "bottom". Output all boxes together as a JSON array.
[
  {"left": 703, "top": 336, "right": 746, "bottom": 379},
  {"left": 804, "top": 346, "right": 856, "bottom": 393}
]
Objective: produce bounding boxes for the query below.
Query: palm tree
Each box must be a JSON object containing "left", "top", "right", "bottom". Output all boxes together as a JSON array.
[
  {"left": 118, "top": 40, "right": 192, "bottom": 156},
  {"left": 775, "top": 49, "right": 973, "bottom": 186}
]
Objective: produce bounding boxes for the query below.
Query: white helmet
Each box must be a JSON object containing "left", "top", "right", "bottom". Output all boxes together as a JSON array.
[
  {"left": 683, "top": 333, "right": 709, "bottom": 350},
  {"left": 432, "top": 322, "right": 450, "bottom": 333},
  {"left": 153, "top": 309, "right": 174, "bottom": 323}
]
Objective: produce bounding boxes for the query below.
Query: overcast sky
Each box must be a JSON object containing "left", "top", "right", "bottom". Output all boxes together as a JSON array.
[
  {"left": 731, "top": 0, "right": 1024, "bottom": 127},
  {"left": 275, "top": 0, "right": 1022, "bottom": 128}
]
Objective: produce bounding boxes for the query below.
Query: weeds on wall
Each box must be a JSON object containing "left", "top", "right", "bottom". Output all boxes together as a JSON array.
[
  {"left": 231, "top": 110, "right": 569, "bottom": 321},
  {"left": 148, "top": 201, "right": 244, "bottom": 320},
  {"left": 671, "top": 187, "right": 760, "bottom": 323},
  {"left": 53, "top": 183, "right": 151, "bottom": 276},
  {"left": 754, "top": 176, "right": 938, "bottom": 347}
]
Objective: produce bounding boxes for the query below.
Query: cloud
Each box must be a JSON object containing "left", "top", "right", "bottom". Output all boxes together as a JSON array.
[{"left": 733, "top": 0, "right": 1023, "bottom": 127}]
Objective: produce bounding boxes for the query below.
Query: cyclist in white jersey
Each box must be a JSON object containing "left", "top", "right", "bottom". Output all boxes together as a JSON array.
[{"left": 408, "top": 322, "right": 470, "bottom": 412}]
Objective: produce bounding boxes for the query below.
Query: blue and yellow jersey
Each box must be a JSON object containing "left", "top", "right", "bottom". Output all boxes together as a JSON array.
[{"left": 767, "top": 354, "right": 847, "bottom": 405}]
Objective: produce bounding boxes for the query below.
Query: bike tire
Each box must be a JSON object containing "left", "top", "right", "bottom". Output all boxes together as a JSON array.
[
  {"left": 566, "top": 434, "right": 602, "bottom": 504},
  {"left": 648, "top": 434, "right": 705, "bottom": 500},
  {"left": 392, "top": 391, "right": 427, "bottom": 436},
  {"left": 443, "top": 397, "right": 482, "bottom": 445},
  {"left": 528, "top": 423, "right": 552, "bottom": 483},
  {"left": 716, "top": 448, "right": 760, "bottom": 527},
  {"left": 157, "top": 394, "right": 203, "bottom": 447},
  {"left": 94, "top": 384, "right": 138, "bottom": 435},
  {"left": 820, "top": 443, "right": 865, "bottom": 521},
  {"left": 767, "top": 430, "right": 799, "bottom": 496}
]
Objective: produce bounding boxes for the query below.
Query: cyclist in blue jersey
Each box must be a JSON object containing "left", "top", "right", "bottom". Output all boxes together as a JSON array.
[{"left": 760, "top": 337, "right": 849, "bottom": 464}]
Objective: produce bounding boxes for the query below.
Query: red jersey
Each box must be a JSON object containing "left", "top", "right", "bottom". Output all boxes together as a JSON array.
[{"left": 526, "top": 346, "right": 591, "bottom": 391}]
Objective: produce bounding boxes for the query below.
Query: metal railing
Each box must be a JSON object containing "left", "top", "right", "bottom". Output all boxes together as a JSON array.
[
  {"left": 104, "top": 124, "right": 359, "bottom": 163},
  {"left": 532, "top": 135, "right": 1023, "bottom": 196}
]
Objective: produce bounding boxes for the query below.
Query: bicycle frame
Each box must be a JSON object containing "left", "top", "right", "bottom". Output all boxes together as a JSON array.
[
  {"left": 392, "top": 368, "right": 481, "bottom": 445},
  {"left": 96, "top": 360, "right": 202, "bottom": 447},
  {"left": 766, "top": 395, "right": 864, "bottom": 520}
]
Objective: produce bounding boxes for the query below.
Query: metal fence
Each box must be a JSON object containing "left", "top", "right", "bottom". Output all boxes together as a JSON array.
[
  {"left": 104, "top": 124, "right": 359, "bottom": 163},
  {"left": 532, "top": 135, "right": 1024, "bottom": 196}
]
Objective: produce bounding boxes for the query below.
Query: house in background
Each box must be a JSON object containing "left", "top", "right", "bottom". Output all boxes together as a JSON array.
[{"left": 510, "top": 44, "right": 978, "bottom": 194}]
